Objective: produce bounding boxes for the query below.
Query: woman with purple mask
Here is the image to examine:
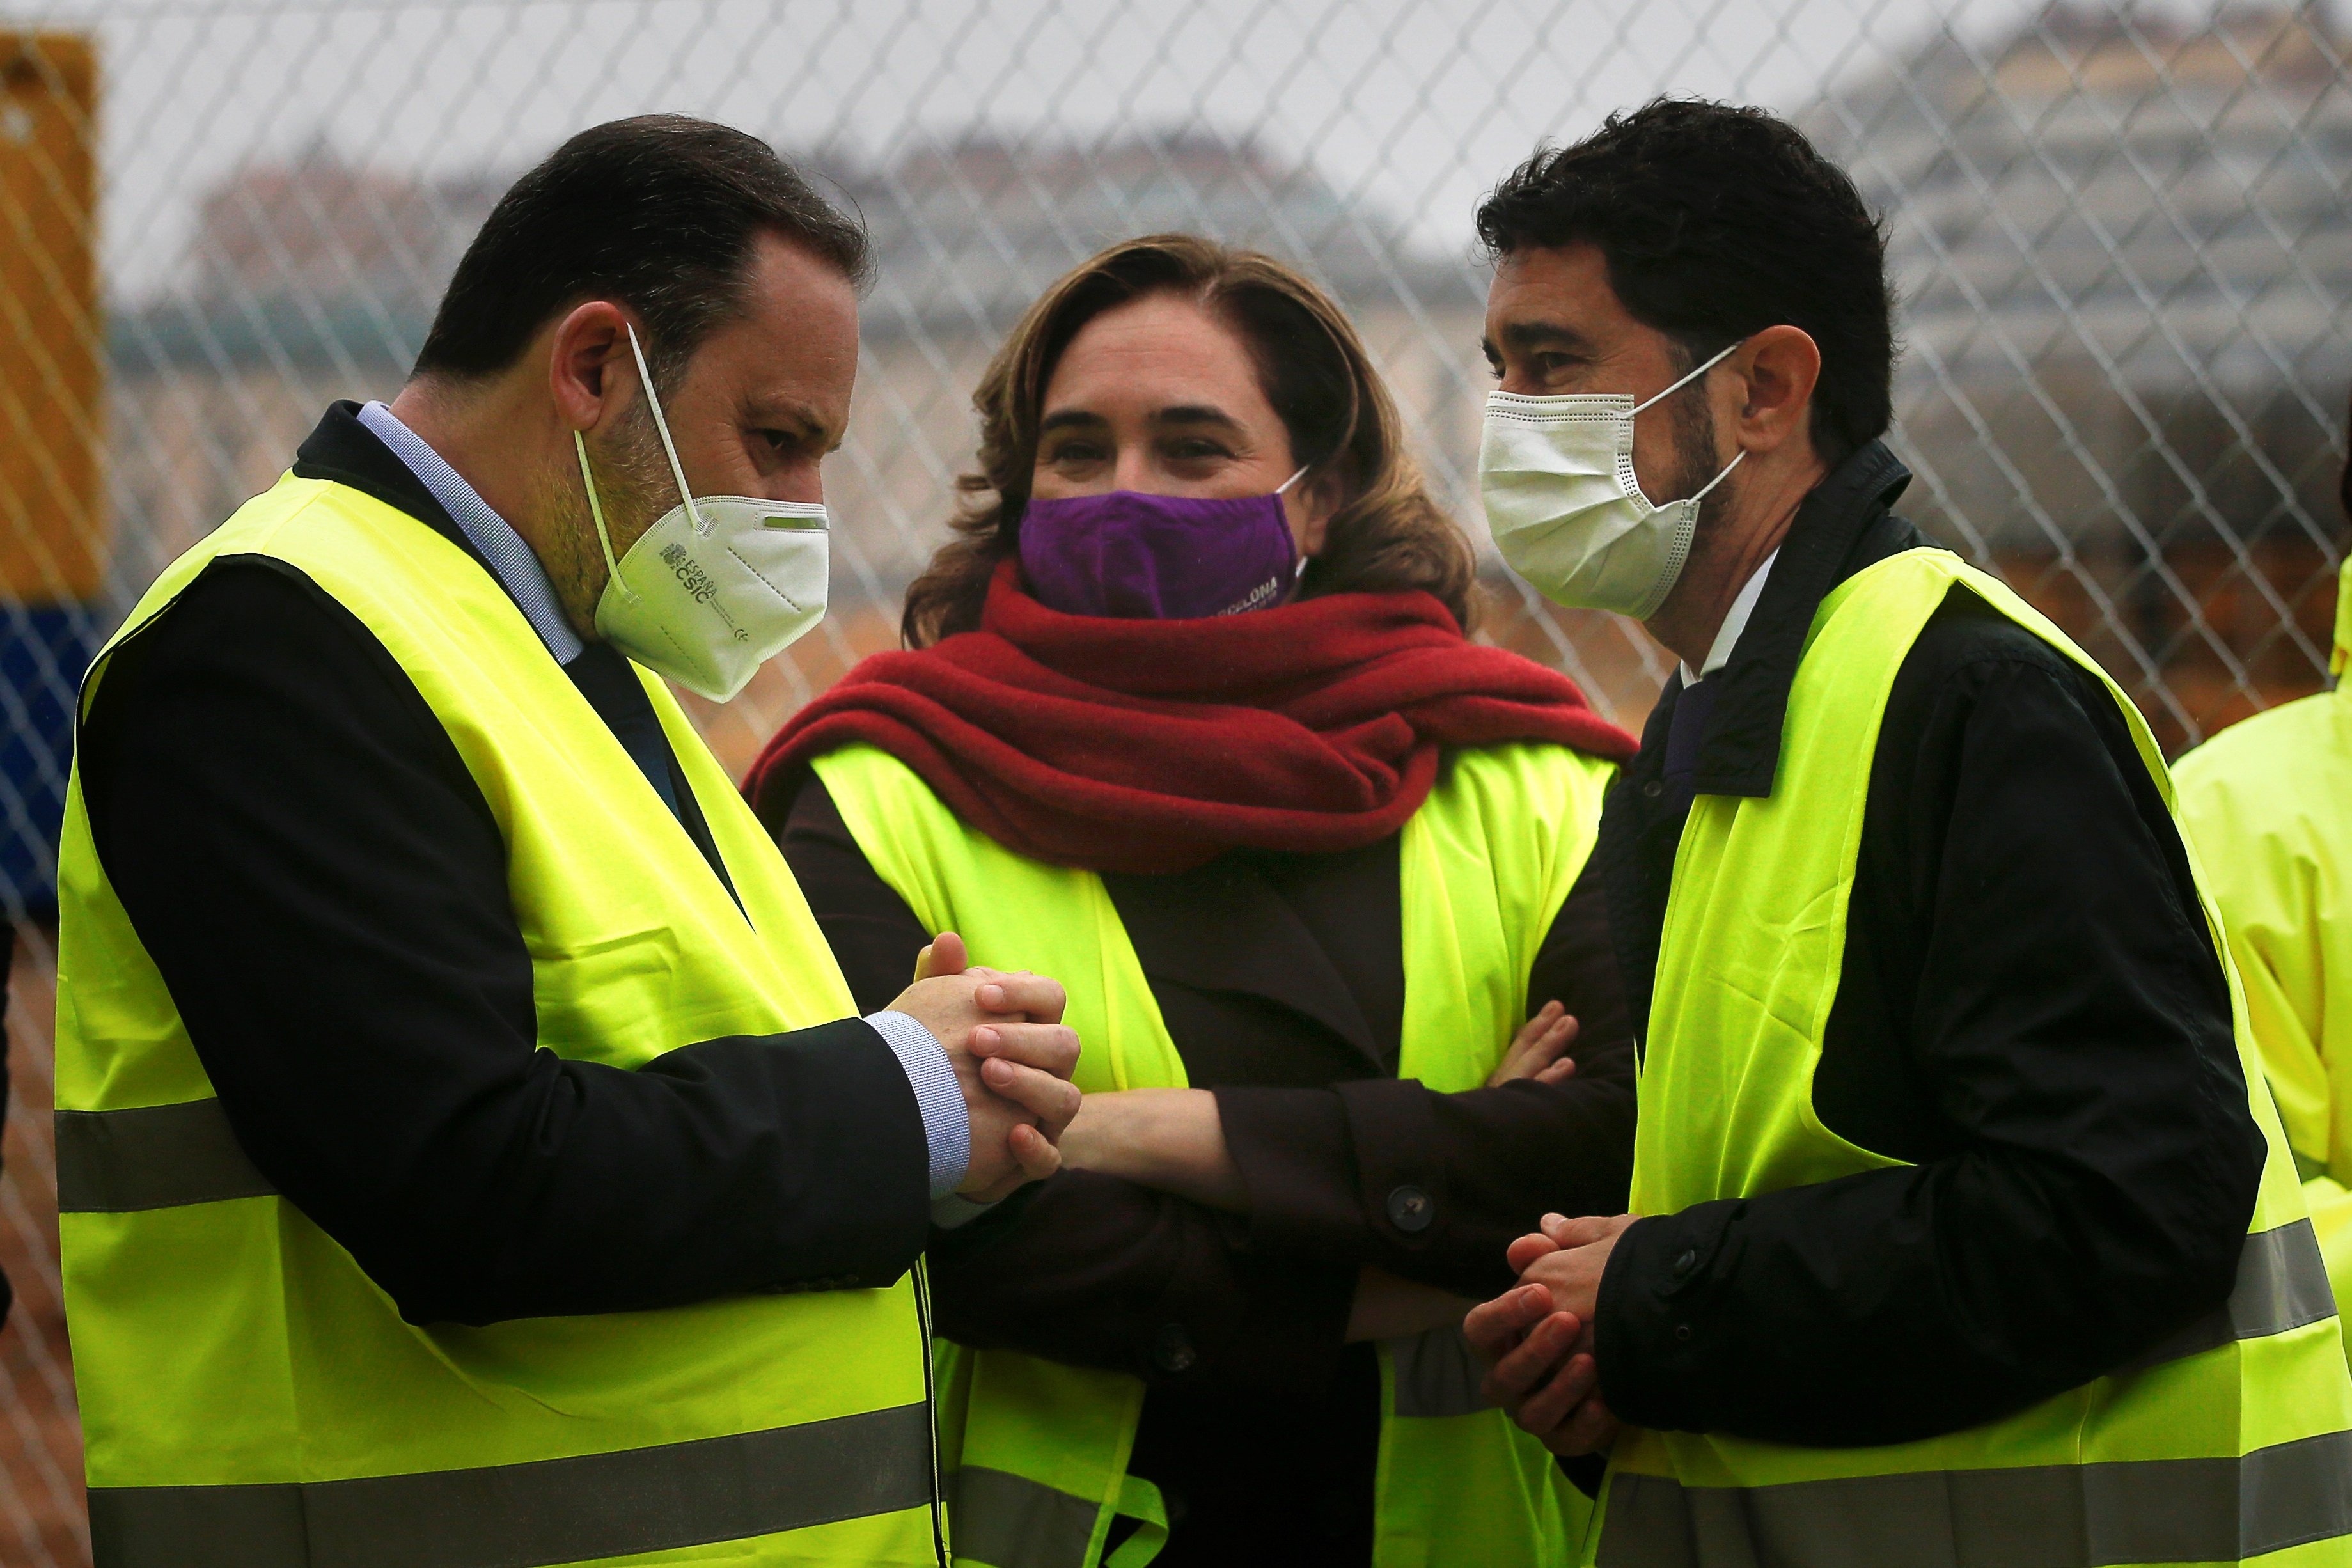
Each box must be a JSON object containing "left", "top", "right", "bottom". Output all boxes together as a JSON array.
[{"left": 748, "top": 235, "right": 1637, "bottom": 1567}]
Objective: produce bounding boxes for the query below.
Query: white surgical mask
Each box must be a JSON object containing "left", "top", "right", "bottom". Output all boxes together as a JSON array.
[
  {"left": 574, "top": 324, "right": 830, "bottom": 702},
  {"left": 1479, "top": 340, "right": 1744, "bottom": 618}
]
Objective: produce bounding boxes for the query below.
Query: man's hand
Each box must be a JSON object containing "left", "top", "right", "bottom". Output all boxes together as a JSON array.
[
  {"left": 1486, "top": 1001, "right": 1581, "bottom": 1088},
  {"left": 1462, "top": 1212, "right": 1638, "bottom": 1456},
  {"left": 891, "top": 932, "right": 1082, "bottom": 1201}
]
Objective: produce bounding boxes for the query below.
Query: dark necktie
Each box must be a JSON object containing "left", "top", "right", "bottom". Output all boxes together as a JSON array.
[
  {"left": 1660, "top": 675, "right": 1720, "bottom": 817},
  {"left": 563, "top": 643, "right": 684, "bottom": 822}
]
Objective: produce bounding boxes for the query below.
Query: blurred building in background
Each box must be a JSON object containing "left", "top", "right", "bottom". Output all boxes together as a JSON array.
[
  {"left": 1813, "top": 1, "right": 2351, "bottom": 741},
  {"left": 106, "top": 3, "right": 2352, "bottom": 771}
]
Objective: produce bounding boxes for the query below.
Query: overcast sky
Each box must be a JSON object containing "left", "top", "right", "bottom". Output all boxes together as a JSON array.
[{"left": 0, "top": 0, "right": 2225, "bottom": 298}]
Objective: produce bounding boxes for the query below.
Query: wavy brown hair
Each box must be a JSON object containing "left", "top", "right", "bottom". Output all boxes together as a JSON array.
[{"left": 900, "top": 234, "right": 1479, "bottom": 646}]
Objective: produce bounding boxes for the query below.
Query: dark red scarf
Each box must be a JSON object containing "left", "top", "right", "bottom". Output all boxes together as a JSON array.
[{"left": 747, "top": 560, "right": 1637, "bottom": 875}]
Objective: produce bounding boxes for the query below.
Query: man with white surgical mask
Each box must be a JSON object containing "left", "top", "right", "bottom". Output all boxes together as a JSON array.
[
  {"left": 1462, "top": 100, "right": 2352, "bottom": 1567},
  {"left": 56, "top": 116, "right": 1081, "bottom": 1568}
]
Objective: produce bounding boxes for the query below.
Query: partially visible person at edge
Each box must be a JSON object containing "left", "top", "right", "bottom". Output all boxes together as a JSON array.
[
  {"left": 744, "top": 234, "right": 1641, "bottom": 1567},
  {"left": 2175, "top": 412, "right": 2352, "bottom": 1374},
  {"left": 55, "top": 116, "right": 1085, "bottom": 1568},
  {"left": 1459, "top": 98, "right": 2352, "bottom": 1567}
]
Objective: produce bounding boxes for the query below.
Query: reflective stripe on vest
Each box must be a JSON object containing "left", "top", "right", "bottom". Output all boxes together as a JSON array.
[
  {"left": 54, "top": 1100, "right": 270, "bottom": 1212},
  {"left": 946, "top": 1466, "right": 1171, "bottom": 1568},
  {"left": 56, "top": 474, "right": 934, "bottom": 1567},
  {"left": 1599, "top": 1429, "right": 2352, "bottom": 1568},
  {"left": 944, "top": 1468, "right": 1095, "bottom": 1568},
  {"left": 91, "top": 1404, "right": 934, "bottom": 1568},
  {"left": 1610, "top": 549, "right": 2352, "bottom": 1568},
  {"left": 817, "top": 739, "right": 1615, "bottom": 1567},
  {"left": 2122, "top": 1218, "right": 2337, "bottom": 1369}
]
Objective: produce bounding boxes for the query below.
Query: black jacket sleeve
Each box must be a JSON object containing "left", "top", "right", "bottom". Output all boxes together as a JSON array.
[
  {"left": 1214, "top": 864, "right": 1636, "bottom": 1300},
  {"left": 1595, "top": 607, "right": 2264, "bottom": 1446},
  {"left": 77, "top": 559, "right": 932, "bottom": 1326}
]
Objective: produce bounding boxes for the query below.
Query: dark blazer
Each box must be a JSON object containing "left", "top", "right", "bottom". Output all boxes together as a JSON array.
[{"left": 74, "top": 404, "right": 936, "bottom": 1326}]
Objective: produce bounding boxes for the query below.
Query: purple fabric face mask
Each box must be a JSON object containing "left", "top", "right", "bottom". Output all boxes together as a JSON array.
[{"left": 1018, "top": 469, "right": 1308, "bottom": 620}]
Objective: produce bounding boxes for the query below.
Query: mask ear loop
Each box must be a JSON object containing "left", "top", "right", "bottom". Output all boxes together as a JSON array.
[
  {"left": 1629, "top": 340, "right": 1748, "bottom": 513},
  {"left": 574, "top": 430, "right": 637, "bottom": 606},
  {"left": 1276, "top": 465, "right": 1313, "bottom": 578},
  {"left": 1689, "top": 448, "right": 1746, "bottom": 505},
  {"left": 625, "top": 324, "right": 709, "bottom": 537},
  {"left": 1630, "top": 338, "right": 1744, "bottom": 417}
]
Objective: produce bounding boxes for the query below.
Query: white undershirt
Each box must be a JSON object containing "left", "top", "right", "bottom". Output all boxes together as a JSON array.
[{"left": 1680, "top": 548, "right": 1779, "bottom": 687}]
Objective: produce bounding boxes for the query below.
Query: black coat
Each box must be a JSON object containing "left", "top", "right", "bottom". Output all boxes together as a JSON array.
[{"left": 1592, "top": 442, "right": 2261, "bottom": 1446}]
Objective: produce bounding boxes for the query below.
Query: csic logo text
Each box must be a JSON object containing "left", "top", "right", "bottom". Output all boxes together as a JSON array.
[
  {"left": 662, "top": 542, "right": 720, "bottom": 605},
  {"left": 661, "top": 542, "right": 750, "bottom": 640}
]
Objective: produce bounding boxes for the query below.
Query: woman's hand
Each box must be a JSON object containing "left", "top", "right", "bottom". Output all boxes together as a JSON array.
[
  {"left": 1058, "top": 1088, "right": 1249, "bottom": 1212},
  {"left": 1486, "top": 1001, "right": 1581, "bottom": 1088}
]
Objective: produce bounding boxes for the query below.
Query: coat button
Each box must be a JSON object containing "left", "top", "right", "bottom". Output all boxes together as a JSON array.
[
  {"left": 1387, "top": 1185, "right": 1434, "bottom": 1234},
  {"left": 1674, "top": 1323, "right": 1693, "bottom": 1343},
  {"left": 1673, "top": 1248, "right": 1698, "bottom": 1277},
  {"left": 1642, "top": 778, "right": 1665, "bottom": 799},
  {"left": 1152, "top": 1323, "right": 1197, "bottom": 1374}
]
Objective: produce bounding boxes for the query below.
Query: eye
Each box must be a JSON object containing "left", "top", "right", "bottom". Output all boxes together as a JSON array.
[
  {"left": 753, "top": 426, "right": 819, "bottom": 462},
  {"left": 1046, "top": 437, "right": 1109, "bottom": 464},
  {"left": 1166, "top": 437, "right": 1233, "bottom": 460}
]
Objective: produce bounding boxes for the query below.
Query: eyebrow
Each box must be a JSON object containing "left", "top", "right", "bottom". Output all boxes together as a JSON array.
[
  {"left": 1038, "top": 404, "right": 1248, "bottom": 435},
  {"left": 1493, "top": 318, "right": 1596, "bottom": 355},
  {"left": 1150, "top": 404, "right": 1243, "bottom": 431}
]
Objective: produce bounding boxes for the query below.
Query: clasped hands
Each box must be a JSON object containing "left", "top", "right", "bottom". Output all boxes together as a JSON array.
[
  {"left": 1463, "top": 1210, "right": 1639, "bottom": 1457},
  {"left": 885, "top": 932, "right": 1083, "bottom": 1202}
]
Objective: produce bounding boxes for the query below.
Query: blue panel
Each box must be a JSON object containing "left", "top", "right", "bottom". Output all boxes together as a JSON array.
[{"left": 0, "top": 604, "right": 100, "bottom": 921}]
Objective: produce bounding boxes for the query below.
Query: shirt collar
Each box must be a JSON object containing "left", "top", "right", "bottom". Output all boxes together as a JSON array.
[
  {"left": 356, "top": 401, "right": 585, "bottom": 665},
  {"left": 1680, "top": 548, "right": 1780, "bottom": 687},
  {"left": 1664, "top": 440, "right": 1919, "bottom": 801}
]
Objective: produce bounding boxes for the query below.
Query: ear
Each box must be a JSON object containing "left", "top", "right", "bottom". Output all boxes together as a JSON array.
[
  {"left": 1725, "top": 325, "right": 1822, "bottom": 460},
  {"left": 547, "top": 301, "right": 636, "bottom": 435},
  {"left": 1289, "top": 470, "right": 1347, "bottom": 558}
]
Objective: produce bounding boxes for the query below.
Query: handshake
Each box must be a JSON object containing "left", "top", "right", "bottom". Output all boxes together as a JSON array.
[
  {"left": 884, "top": 931, "right": 1085, "bottom": 1203},
  {"left": 1464, "top": 1211, "right": 1641, "bottom": 1458}
]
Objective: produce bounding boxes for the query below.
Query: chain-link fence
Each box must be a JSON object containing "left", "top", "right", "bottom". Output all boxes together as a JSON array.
[{"left": 0, "top": 0, "right": 2345, "bottom": 1558}]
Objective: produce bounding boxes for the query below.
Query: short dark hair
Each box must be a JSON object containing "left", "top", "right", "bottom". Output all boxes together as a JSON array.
[
  {"left": 413, "top": 114, "right": 869, "bottom": 386},
  {"left": 1476, "top": 98, "right": 1893, "bottom": 464}
]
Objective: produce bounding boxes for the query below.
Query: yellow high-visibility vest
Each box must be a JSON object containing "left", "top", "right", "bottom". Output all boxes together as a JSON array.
[
  {"left": 814, "top": 738, "right": 1616, "bottom": 1568},
  {"left": 2177, "top": 556, "right": 2352, "bottom": 1371},
  {"left": 1595, "top": 547, "right": 2352, "bottom": 1567},
  {"left": 55, "top": 472, "right": 941, "bottom": 1568}
]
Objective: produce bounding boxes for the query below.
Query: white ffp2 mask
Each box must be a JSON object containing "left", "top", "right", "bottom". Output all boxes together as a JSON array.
[
  {"left": 1479, "top": 340, "right": 1744, "bottom": 618},
  {"left": 574, "top": 325, "right": 830, "bottom": 702}
]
